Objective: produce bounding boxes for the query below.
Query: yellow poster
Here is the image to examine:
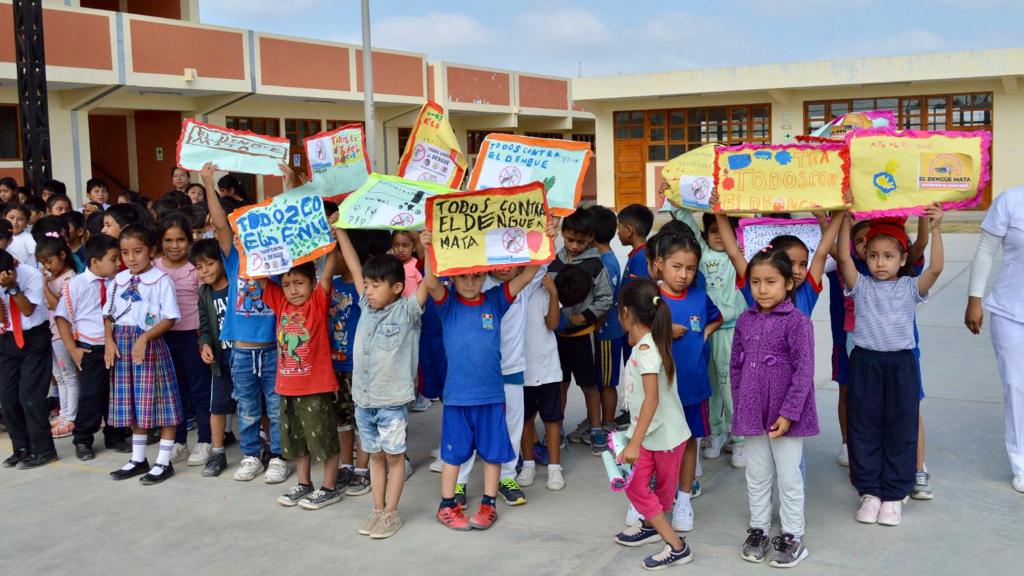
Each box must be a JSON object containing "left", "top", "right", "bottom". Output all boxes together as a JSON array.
[
  {"left": 848, "top": 130, "right": 991, "bottom": 218},
  {"left": 397, "top": 100, "right": 468, "bottom": 189},
  {"left": 661, "top": 144, "right": 718, "bottom": 210},
  {"left": 714, "top": 143, "right": 849, "bottom": 213}
]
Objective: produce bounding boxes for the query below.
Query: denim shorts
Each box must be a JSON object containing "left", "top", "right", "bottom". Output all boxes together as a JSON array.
[{"left": 355, "top": 405, "right": 408, "bottom": 455}]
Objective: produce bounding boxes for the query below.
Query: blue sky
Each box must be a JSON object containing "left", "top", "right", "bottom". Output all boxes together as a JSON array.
[{"left": 199, "top": 0, "right": 1023, "bottom": 77}]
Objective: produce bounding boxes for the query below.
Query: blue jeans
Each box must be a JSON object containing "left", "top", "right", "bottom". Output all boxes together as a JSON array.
[{"left": 231, "top": 345, "right": 280, "bottom": 457}]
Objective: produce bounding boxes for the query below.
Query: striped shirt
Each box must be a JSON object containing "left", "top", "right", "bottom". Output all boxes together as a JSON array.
[{"left": 846, "top": 274, "right": 925, "bottom": 351}]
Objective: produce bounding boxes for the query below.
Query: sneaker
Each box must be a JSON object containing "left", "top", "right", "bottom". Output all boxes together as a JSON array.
[
  {"left": 704, "top": 434, "right": 727, "bottom": 459},
  {"left": 139, "top": 463, "right": 175, "bottom": 485},
  {"left": 731, "top": 443, "right": 747, "bottom": 468},
  {"left": 187, "top": 442, "right": 212, "bottom": 466},
  {"left": 169, "top": 442, "right": 189, "bottom": 464},
  {"left": 429, "top": 455, "right": 445, "bottom": 473},
  {"left": 202, "top": 452, "right": 228, "bottom": 477},
  {"left": 856, "top": 494, "right": 881, "bottom": 524},
  {"left": 838, "top": 443, "right": 850, "bottom": 467},
  {"left": 499, "top": 478, "right": 527, "bottom": 506},
  {"left": 277, "top": 483, "right": 314, "bottom": 507},
  {"left": 411, "top": 394, "right": 432, "bottom": 412},
  {"left": 591, "top": 429, "right": 608, "bottom": 456},
  {"left": 345, "top": 471, "right": 371, "bottom": 496},
  {"left": 298, "top": 486, "right": 343, "bottom": 510},
  {"left": 454, "top": 483, "right": 467, "bottom": 509},
  {"left": 547, "top": 467, "right": 566, "bottom": 491},
  {"left": 469, "top": 503, "right": 498, "bottom": 529},
  {"left": 877, "top": 500, "right": 902, "bottom": 526},
  {"left": 615, "top": 410, "right": 631, "bottom": 430},
  {"left": 614, "top": 523, "right": 661, "bottom": 547},
  {"left": 769, "top": 534, "right": 809, "bottom": 568},
  {"left": 671, "top": 498, "right": 694, "bottom": 532},
  {"left": 1014, "top": 475, "right": 1024, "bottom": 493},
  {"left": 642, "top": 542, "right": 693, "bottom": 571},
  {"left": 336, "top": 466, "right": 355, "bottom": 488},
  {"left": 741, "top": 528, "right": 770, "bottom": 563},
  {"left": 264, "top": 457, "right": 290, "bottom": 484},
  {"left": 430, "top": 447, "right": 440, "bottom": 458},
  {"left": 567, "top": 419, "right": 589, "bottom": 444},
  {"left": 911, "top": 471, "right": 934, "bottom": 500},
  {"left": 52, "top": 418, "right": 75, "bottom": 439},
  {"left": 559, "top": 429, "right": 568, "bottom": 449},
  {"left": 437, "top": 505, "right": 471, "bottom": 530},
  {"left": 517, "top": 464, "right": 536, "bottom": 487},
  {"left": 404, "top": 456, "right": 414, "bottom": 479},
  {"left": 625, "top": 503, "right": 643, "bottom": 526},
  {"left": 233, "top": 455, "right": 265, "bottom": 481},
  {"left": 691, "top": 480, "right": 702, "bottom": 499},
  {"left": 370, "top": 510, "right": 402, "bottom": 539},
  {"left": 358, "top": 509, "right": 385, "bottom": 535}
]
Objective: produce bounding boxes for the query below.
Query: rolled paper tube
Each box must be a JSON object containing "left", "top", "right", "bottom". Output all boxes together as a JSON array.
[{"left": 602, "top": 449, "right": 628, "bottom": 491}]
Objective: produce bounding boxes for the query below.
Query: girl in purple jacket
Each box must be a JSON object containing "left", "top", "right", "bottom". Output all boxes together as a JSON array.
[{"left": 731, "top": 248, "right": 817, "bottom": 569}]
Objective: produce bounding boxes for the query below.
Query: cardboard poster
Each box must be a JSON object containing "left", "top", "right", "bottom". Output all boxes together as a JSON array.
[
  {"left": 714, "top": 143, "right": 850, "bottom": 213},
  {"left": 335, "top": 173, "right": 460, "bottom": 231},
  {"left": 397, "top": 101, "right": 467, "bottom": 189},
  {"left": 661, "top": 143, "right": 718, "bottom": 210},
  {"left": 303, "top": 124, "right": 371, "bottom": 199},
  {"left": 847, "top": 129, "right": 992, "bottom": 218},
  {"left": 176, "top": 119, "right": 289, "bottom": 176},
  {"left": 427, "top": 182, "right": 554, "bottom": 276},
  {"left": 228, "top": 182, "right": 336, "bottom": 278},
  {"left": 736, "top": 217, "right": 822, "bottom": 263},
  {"left": 802, "top": 110, "right": 897, "bottom": 142},
  {"left": 468, "top": 134, "right": 592, "bottom": 217}
]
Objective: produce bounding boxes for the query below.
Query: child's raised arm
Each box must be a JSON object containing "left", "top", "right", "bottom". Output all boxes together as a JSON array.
[
  {"left": 201, "top": 162, "right": 233, "bottom": 255},
  {"left": 808, "top": 210, "right": 844, "bottom": 285},
  {"left": 836, "top": 212, "right": 860, "bottom": 290},
  {"left": 916, "top": 203, "right": 945, "bottom": 296},
  {"left": 910, "top": 215, "right": 930, "bottom": 264},
  {"left": 716, "top": 212, "right": 748, "bottom": 279},
  {"left": 419, "top": 231, "right": 446, "bottom": 302},
  {"left": 334, "top": 228, "right": 364, "bottom": 295},
  {"left": 508, "top": 265, "right": 540, "bottom": 298},
  {"left": 415, "top": 244, "right": 431, "bottom": 309},
  {"left": 318, "top": 249, "right": 340, "bottom": 293},
  {"left": 542, "top": 273, "right": 561, "bottom": 331}
]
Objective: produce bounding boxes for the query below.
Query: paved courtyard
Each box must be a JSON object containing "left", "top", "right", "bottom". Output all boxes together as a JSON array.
[{"left": 1, "top": 233, "right": 1021, "bottom": 576}]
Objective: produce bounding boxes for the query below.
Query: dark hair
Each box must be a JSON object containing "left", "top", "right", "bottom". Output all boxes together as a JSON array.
[
  {"left": 348, "top": 230, "right": 393, "bottom": 263},
  {"left": 84, "top": 234, "right": 119, "bottom": 265},
  {"left": 586, "top": 205, "right": 618, "bottom": 244},
  {"left": 15, "top": 186, "right": 29, "bottom": 203},
  {"left": 105, "top": 203, "right": 146, "bottom": 228},
  {"left": 554, "top": 264, "right": 591, "bottom": 307},
  {"left": 561, "top": 209, "right": 595, "bottom": 236},
  {"left": 0, "top": 219, "right": 12, "bottom": 242},
  {"left": 84, "top": 212, "right": 105, "bottom": 239},
  {"left": 3, "top": 203, "right": 27, "bottom": 219},
  {"left": 217, "top": 195, "right": 243, "bottom": 216},
  {"left": 0, "top": 177, "right": 17, "bottom": 191},
  {"left": 362, "top": 254, "right": 405, "bottom": 286},
  {"left": 46, "top": 194, "right": 73, "bottom": 212},
  {"left": 618, "top": 204, "right": 654, "bottom": 238},
  {"left": 119, "top": 224, "right": 157, "bottom": 248},
  {"left": 85, "top": 177, "right": 108, "bottom": 193},
  {"left": 84, "top": 201, "right": 105, "bottom": 213},
  {"left": 218, "top": 174, "right": 248, "bottom": 204},
  {"left": 184, "top": 203, "right": 208, "bottom": 233},
  {"left": 158, "top": 213, "right": 193, "bottom": 246},
  {"left": 117, "top": 190, "right": 141, "bottom": 204},
  {"left": 24, "top": 197, "right": 46, "bottom": 214},
  {"left": 171, "top": 166, "right": 189, "bottom": 177},
  {"left": 658, "top": 219, "right": 694, "bottom": 239},
  {"left": 31, "top": 215, "right": 69, "bottom": 243},
  {"left": 865, "top": 233, "right": 917, "bottom": 277},
  {"left": 649, "top": 231, "right": 701, "bottom": 266},
  {"left": 700, "top": 213, "right": 738, "bottom": 242},
  {"left": 189, "top": 238, "right": 222, "bottom": 266},
  {"left": 0, "top": 249, "right": 14, "bottom": 273},
  {"left": 323, "top": 200, "right": 339, "bottom": 218},
  {"left": 284, "top": 261, "right": 317, "bottom": 283},
  {"left": 63, "top": 210, "right": 85, "bottom": 231},
  {"left": 747, "top": 249, "right": 797, "bottom": 304},
  {"left": 186, "top": 182, "right": 206, "bottom": 197},
  {"left": 618, "top": 278, "right": 676, "bottom": 383},
  {"left": 769, "top": 235, "right": 809, "bottom": 260},
  {"left": 41, "top": 179, "right": 67, "bottom": 197},
  {"left": 35, "top": 235, "right": 76, "bottom": 272},
  {"left": 154, "top": 192, "right": 190, "bottom": 221}
]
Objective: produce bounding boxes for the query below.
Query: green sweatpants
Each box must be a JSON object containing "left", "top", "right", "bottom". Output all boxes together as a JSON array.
[{"left": 707, "top": 326, "right": 741, "bottom": 443}]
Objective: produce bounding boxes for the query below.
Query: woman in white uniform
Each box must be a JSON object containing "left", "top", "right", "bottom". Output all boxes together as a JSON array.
[{"left": 965, "top": 186, "right": 1024, "bottom": 493}]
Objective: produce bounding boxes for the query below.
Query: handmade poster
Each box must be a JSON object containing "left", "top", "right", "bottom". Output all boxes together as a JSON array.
[
  {"left": 397, "top": 101, "right": 467, "bottom": 189},
  {"left": 228, "top": 182, "right": 336, "bottom": 278},
  {"left": 801, "top": 110, "right": 896, "bottom": 142},
  {"left": 176, "top": 119, "right": 289, "bottom": 176},
  {"left": 661, "top": 143, "right": 718, "bottom": 210},
  {"left": 427, "top": 182, "right": 554, "bottom": 276},
  {"left": 847, "top": 129, "right": 992, "bottom": 218},
  {"left": 467, "top": 134, "right": 592, "bottom": 217},
  {"left": 303, "top": 124, "right": 371, "bottom": 199},
  {"left": 736, "top": 217, "right": 822, "bottom": 263},
  {"left": 713, "top": 143, "right": 850, "bottom": 213},
  {"left": 335, "top": 173, "right": 460, "bottom": 231}
]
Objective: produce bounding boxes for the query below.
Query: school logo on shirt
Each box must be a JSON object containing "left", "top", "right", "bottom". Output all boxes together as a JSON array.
[
  {"left": 278, "top": 312, "right": 311, "bottom": 376},
  {"left": 481, "top": 313, "right": 494, "bottom": 330},
  {"left": 689, "top": 315, "right": 702, "bottom": 332}
]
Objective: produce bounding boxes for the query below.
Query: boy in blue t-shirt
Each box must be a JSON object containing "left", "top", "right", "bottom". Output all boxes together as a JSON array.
[
  {"left": 422, "top": 231, "right": 541, "bottom": 532},
  {"left": 617, "top": 204, "right": 654, "bottom": 280},
  {"left": 586, "top": 206, "right": 624, "bottom": 433}
]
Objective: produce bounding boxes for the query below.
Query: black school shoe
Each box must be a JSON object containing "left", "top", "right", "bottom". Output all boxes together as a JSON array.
[
  {"left": 104, "top": 438, "right": 132, "bottom": 454},
  {"left": 202, "top": 452, "right": 228, "bottom": 477},
  {"left": 17, "top": 452, "right": 58, "bottom": 469},
  {"left": 111, "top": 459, "right": 150, "bottom": 480},
  {"left": 75, "top": 444, "right": 96, "bottom": 461},
  {"left": 140, "top": 463, "right": 175, "bottom": 485},
  {"left": 3, "top": 448, "right": 29, "bottom": 468}
]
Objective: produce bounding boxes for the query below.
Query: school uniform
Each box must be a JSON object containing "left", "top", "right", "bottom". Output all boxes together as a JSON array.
[
  {"left": 0, "top": 263, "right": 56, "bottom": 458},
  {"left": 523, "top": 278, "right": 565, "bottom": 424},
  {"left": 7, "top": 231, "right": 36, "bottom": 268},
  {"left": 105, "top": 267, "right": 182, "bottom": 429},
  {"left": 595, "top": 251, "right": 624, "bottom": 390},
  {"left": 661, "top": 285, "right": 721, "bottom": 439}
]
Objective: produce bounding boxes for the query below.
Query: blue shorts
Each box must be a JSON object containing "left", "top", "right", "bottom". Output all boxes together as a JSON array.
[
  {"left": 683, "top": 400, "right": 710, "bottom": 439},
  {"left": 355, "top": 405, "right": 408, "bottom": 455},
  {"left": 594, "top": 337, "right": 621, "bottom": 389},
  {"left": 441, "top": 403, "right": 514, "bottom": 466},
  {"left": 419, "top": 334, "right": 447, "bottom": 400}
]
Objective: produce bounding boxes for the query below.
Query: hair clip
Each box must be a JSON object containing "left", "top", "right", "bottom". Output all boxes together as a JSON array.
[
  {"left": 760, "top": 243, "right": 773, "bottom": 253},
  {"left": 652, "top": 296, "right": 661, "bottom": 306},
  {"left": 44, "top": 231, "right": 59, "bottom": 238}
]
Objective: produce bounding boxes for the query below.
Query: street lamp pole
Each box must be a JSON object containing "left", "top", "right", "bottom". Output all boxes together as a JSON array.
[{"left": 361, "top": 0, "right": 377, "bottom": 172}]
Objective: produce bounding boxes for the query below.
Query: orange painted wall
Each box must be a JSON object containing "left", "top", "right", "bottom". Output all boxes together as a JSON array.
[
  {"left": 0, "top": 12, "right": 12, "bottom": 63},
  {"left": 134, "top": 110, "right": 182, "bottom": 198},
  {"left": 0, "top": 169, "right": 21, "bottom": 184},
  {"left": 262, "top": 175, "right": 283, "bottom": 199},
  {"left": 260, "top": 38, "right": 350, "bottom": 91},
  {"left": 519, "top": 75, "right": 569, "bottom": 110},
  {"left": 447, "top": 66, "right": 510, "bottom": 106},
  {"left": 427, "top": 64, "right": 435, "bottom": 101},
  {"left": 130, "top": 20, "right": 245, "bottom": 79},
  {"left": 355, "top": 50, "right": 423, "bottom": 97},
  {"left": 44, "top": 10, "right": 113, "bottom": 70},
  {"left": 89, "top": 115, "right": 131, "bottom": 194},
  {"left": 573, "top": 102, "right": 585, "bottom": 112}
]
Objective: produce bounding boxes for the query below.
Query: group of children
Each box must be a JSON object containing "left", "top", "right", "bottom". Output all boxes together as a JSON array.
[{"left": 0, "top": 165, "right": 944, "bottom": 568}]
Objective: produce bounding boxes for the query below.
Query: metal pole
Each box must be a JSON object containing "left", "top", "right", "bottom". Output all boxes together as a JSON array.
[
  {"left": 361, "top": 0, "right": 377, "bottom": 172},
  {"left": 14, "top": 0, "right": 53, "bottom": 194}
]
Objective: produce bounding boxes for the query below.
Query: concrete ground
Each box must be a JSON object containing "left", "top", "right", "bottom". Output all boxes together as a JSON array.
[{"left": 2, "top": 233, "right": 1022, "bottom": 576}]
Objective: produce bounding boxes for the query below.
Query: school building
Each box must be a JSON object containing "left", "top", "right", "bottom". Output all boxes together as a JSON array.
[{"left": 1, "top": 1, "right": 1022, "bottom": 212}]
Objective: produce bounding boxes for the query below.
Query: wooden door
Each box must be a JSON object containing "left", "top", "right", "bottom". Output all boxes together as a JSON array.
[{"left": 614, "top": 140, "right": 645, "bottom": 209}]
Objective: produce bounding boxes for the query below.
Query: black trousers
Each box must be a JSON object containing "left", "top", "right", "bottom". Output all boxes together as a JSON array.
[
  {"left": 847, "top": 347, "right": 920, "bottom": 501},
  {"left": 71, "top": 342, "right": 127, "bottom": 447},
  {"left": 0, "top": 325, "right": 55, "bottom": 455}
]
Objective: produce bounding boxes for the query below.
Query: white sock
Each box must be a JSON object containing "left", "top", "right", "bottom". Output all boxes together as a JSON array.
[
  {"left": 340, "top": 463, "right": 354, "bottom": 471},
  {"left": 156, "top": 439, "right": 174, "bottom": 467},
  {"left": 131, "top": 434, "right": 147, "bottom": 462},
  {"left": 676, "top": 490, "right": 691, "bottom": 507},
  {"left": 523, "top": 460, "right": 536, "bottom": 469},
  {"left": 547, "top": 463, "right": 562, "bottom": 471}
]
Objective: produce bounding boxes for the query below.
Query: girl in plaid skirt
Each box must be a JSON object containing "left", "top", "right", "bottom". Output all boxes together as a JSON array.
[{"left": 104, "top": 225, "right": 183, "bottom": 485}]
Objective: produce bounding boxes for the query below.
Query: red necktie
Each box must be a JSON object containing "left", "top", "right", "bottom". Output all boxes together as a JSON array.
[
  {"left": 9, "top": 297, "right": 23, "bottom": 349},
  {"left": 99, "top": 279, "right": 107, "bottom": 308}
]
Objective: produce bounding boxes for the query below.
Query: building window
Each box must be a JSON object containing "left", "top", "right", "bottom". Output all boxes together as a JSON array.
[
  {"left": 572, "top": 133, "right": 596, "bottom": 153},
  {"left": 629, "top": 104, "right": 771, "bottom": 162},
  {"left": 804, "top": 92, "right": 992, "bottom": 133},
  {"left": 525, "top": 132, "right": 565, "bottom": 140},
  {"left": 285, "top": 119, "right": 322, "bottom": 147},
  {"left": 326, "top": 120, "right": 363, "bottom": 131},
  {"left": 397, "top": 127, "right": 412, "bottom": 155},
  {"left": 0, "top": 106, "right": 19, "bottom": 160},
  {"left": 613, "top": 111, "right": 644, "bottom": 139},
  {"left": 225, "top": 116, "right": 280, "bottom": 137}
]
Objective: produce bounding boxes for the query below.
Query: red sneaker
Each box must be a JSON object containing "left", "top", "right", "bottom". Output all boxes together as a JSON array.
[
  {"left": 469, "top": 503, "right": 498, "bottom": 530},
  {"left": 436, "top": 506, "right": 471, "bottom": 531}
]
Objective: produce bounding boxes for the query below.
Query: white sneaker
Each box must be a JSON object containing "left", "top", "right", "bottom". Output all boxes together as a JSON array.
[
  {"left": 1013, "top": 475, "right": 1024, "bottom": 493},
  {"left": 625, "top": 503, "right": 642, "bottom": 526},
  {"left": 264, "top": 457, "right": 290, "bottom": 484},
  {"left": 517, "top": 464, "right": 536, "bottom": 487},
  {"left": 704, "top": 434, "right": 727, "bottom": 459},
  {"left": 671, "top": 498, "right": 694, "bottom": 532},
  {"left": 877, "top": 500, "right": 903, "bottom": 526},
  {"left": 838, "top": 443, "right": 850, "bottom": 467},
  {"left": 411, "top": 394, "right": 432, "bottom": 413},
  {"left": 169, "top": 442, "right": 189, "bottom": 464},
  {"left": 546, "top": 467, "right": 565, "bottom": 491},
  {"left": 731, "top": 443, "right": 747, "bottom": 468},
  {"left": 856, "top": 494, "right": 881, "bottom": 524},
  {"left": 233, "top": 455, "right": 265, "bottom": 481},
  {"left": 430, "top": 447, "right": 440, "bottom": 459},
  {"left": 187, "top": 442, "right": 211, "bottom": 466},
  {"left": 429, "top": 455, "right": 445, "bottom": 473}
]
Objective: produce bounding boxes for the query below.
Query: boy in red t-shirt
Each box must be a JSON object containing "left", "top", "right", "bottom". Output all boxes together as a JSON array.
[{"left": 259, "top": 246, "right": 342, "bottom": 510}]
